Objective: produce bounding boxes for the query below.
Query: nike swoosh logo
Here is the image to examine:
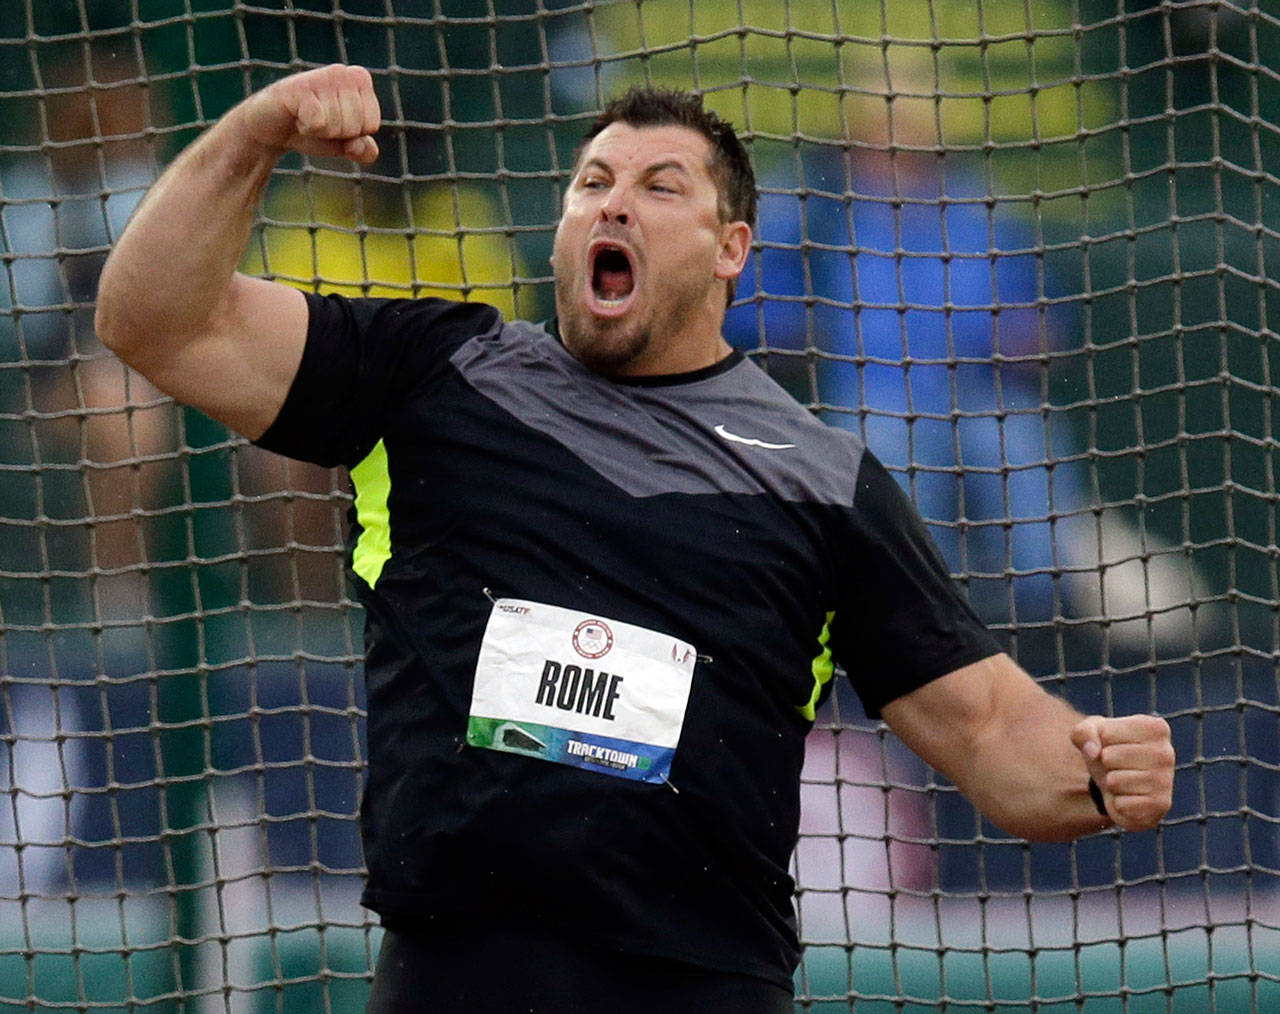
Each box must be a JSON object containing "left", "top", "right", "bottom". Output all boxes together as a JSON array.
[{"left": 714, "top": 424, "right": 796, "bottom": 450}]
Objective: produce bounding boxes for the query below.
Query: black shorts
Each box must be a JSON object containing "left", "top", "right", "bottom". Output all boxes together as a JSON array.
[{"left": 366, "top": 918, "right": 794, "bottom": 1014}]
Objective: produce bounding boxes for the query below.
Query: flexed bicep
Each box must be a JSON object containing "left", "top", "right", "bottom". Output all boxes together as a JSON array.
[{"left": 96, "top": 66, "right": 381, "bottom": 439}]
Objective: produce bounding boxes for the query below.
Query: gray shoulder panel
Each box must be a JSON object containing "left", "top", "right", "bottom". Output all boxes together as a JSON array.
[{"left": 448, "top": 321, "right": 864, "bottom": 506}]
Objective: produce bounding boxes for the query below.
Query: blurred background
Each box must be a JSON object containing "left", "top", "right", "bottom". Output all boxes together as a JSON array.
[{"left": 0, "top": 0, "right": 1277, "bottom": 1009}]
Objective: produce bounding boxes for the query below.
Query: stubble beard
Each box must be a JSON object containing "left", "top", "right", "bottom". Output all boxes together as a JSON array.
[
  {"left": 554, "top": 265, "right": 712, "bottom": 377},
  {"left": 554, "top": 274, "right": 654, "bottom": 376}
]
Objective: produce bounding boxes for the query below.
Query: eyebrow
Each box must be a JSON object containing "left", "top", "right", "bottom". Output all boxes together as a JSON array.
[
  {"left": 579, "top": 157, "right": 694, "bottom": 180},
  {"left": 640, "top": 160, "right": 692, "bottom": 180}
]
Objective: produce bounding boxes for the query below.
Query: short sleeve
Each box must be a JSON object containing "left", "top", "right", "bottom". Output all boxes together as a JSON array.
[
  {"left": 253, "top": 292, "right": 502, "bottom": 467},
  {"left": 831, "top": 452, "right": 1002, "bottom": 718}
]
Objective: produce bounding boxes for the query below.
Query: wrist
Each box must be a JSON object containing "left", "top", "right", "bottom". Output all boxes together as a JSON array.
[{"left": 219, "top": 95, "right": 294, "bottom": 167}]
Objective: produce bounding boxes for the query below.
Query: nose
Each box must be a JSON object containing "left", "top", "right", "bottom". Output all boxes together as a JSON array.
[{"left": 599, "top": 190, "right": 629, "bottom": 226}]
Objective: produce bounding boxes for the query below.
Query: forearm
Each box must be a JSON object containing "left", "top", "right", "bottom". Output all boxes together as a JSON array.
[
  {"left": 95, "top": 111, "right": 277, "bottom": 366},
  {"left": 883, "top": 654, "right": 1174, "bottom": 843},
  {"left": 950, "top": 672, "right": 1110, "bottom": 841}
]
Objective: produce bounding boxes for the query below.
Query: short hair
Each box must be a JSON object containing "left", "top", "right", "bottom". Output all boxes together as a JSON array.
[{"left": 573, "top": 87, "right": 757, "bottom": 231}]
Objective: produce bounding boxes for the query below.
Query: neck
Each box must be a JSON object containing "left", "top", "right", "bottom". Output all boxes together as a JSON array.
[{"left": 610, "top": 331, "right": 733, "bottom": 378}]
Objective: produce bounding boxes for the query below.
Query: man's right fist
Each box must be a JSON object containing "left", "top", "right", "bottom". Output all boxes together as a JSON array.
[{"left": 238, "top": 64, "right": 381, "bottom": 164}]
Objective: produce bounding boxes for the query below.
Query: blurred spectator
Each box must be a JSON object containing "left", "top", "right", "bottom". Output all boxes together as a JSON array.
[
  {"left": 726, "top": 81, "right": 1203, "bottom": 655},
  {"left": 246, "top": 174, "right": 526, "bottom": 314},
  {"left": 729, "top": 145, "right": 1078, "bottom": 628},
  {"left": 0, "top": 46, "right": 171, "bottom": 894}
]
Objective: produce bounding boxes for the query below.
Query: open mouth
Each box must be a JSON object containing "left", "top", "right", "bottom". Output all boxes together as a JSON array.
[{"left": 591, "top": 244, "right": 635, "bottom": 306}]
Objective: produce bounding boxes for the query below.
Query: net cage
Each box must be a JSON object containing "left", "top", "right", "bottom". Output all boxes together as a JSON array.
[{"left": 0, "top": 0, "right": 1277, "bottom": 1009}]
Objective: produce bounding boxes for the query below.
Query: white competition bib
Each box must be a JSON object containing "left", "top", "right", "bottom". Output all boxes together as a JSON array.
[{"left": 466, "top": 598, "right": 698, "bottom": 783}]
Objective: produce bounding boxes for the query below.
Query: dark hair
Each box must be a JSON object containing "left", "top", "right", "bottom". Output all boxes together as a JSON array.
[{"left": 573, "top": 87, "right": 757, "bottom": 231}]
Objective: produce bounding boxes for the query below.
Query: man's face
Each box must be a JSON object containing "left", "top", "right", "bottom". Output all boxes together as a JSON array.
[{"left": 551, "top": 122, "right": 747, "bottom": 376}]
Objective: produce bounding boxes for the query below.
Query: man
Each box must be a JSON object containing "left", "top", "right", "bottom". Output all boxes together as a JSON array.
[{"left": 95, "top": 65, "right": 1174, "bottom": 1013}]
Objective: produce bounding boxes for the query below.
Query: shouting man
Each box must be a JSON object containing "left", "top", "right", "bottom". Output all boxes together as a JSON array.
[{"left": 95, "top": 65, "right": 1174, "bottom": 1013}]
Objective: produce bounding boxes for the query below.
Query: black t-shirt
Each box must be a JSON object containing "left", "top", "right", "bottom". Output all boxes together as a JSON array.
[{"left": 256, "top": 292, "right": 1000, "bottom": 988}]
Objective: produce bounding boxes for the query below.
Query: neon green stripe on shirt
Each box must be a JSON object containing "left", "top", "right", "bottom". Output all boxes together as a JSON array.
[
  {"left": 351, "top": 438, "right": 392, "bottom": 588},
  {"left": 797, "top": 611, "right": 836, "bottom": 721}
]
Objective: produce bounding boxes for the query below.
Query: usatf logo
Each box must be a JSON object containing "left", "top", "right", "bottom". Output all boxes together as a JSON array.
[{"left": 572, "top": 619, "right": 613, "bottom": 659}]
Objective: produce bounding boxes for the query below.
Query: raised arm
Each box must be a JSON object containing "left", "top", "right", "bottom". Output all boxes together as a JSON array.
[
  {"left": 94, "top": 64, "right": 381, "bottom": 439},
  {"left": 881, "top": 653, "right": 1174, "bottom": 842}
]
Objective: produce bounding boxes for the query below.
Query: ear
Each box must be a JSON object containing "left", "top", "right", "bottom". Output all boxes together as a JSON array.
[{"left": 713, "top": 220, "right": 752, "bottom": 283}]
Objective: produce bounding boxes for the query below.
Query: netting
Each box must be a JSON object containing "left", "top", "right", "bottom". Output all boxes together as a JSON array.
[{"left": 0, "top": 0, "right": 1277, "bottom": 1009}]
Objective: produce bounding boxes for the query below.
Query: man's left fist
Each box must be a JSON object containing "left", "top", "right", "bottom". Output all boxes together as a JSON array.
[{"left": 1071, "top": 714, "right": 1175, "bottom": 831}]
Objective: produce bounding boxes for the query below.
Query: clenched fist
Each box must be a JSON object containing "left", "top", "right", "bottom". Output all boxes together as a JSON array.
[
  {"left": 1071, "top": 714, "right": 1175, "bottom": 831},
  {"left": 237, "top": 63, "right": 381, "bottom": 164}
]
